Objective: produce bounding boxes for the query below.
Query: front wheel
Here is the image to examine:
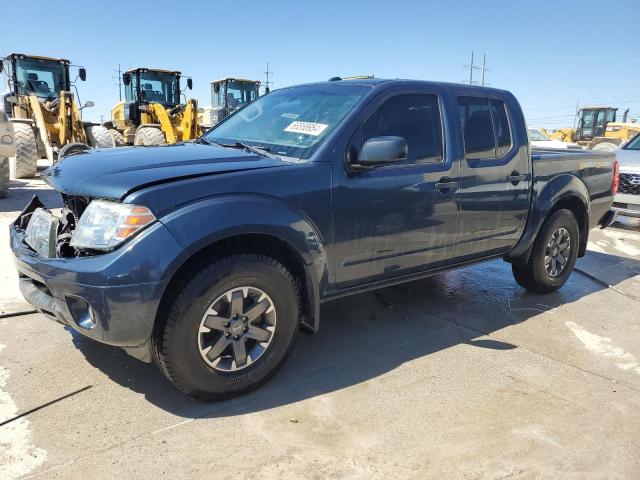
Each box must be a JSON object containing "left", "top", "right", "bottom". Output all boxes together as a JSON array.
[
  {"left": 134, "top": 127, "right": 166, "bottom": 146},
  {"left": 152, "top": 254, "right": 301, "bottom": 401},
  {"left": 512, "top": 209, "right": 579, "bottom": 294}
]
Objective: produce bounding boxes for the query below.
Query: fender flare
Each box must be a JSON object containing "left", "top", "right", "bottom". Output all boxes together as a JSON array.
[
  {"left": 506, "top": 174, "right": 590, "bottom": 264},
  {"left": 157, "top": 194, "right": 327, "bottom": 332}
]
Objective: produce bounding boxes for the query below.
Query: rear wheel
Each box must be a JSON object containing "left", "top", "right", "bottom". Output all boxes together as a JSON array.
[
  {"left": 0, "top": 157, "right": 9, "bottom": 197},
  {"left": 512, "top": 209, "right": 579, "bottom": 294},
  {"left": 134, "top": 127, "right": 166, "bottom": 146},
  {"left": 11, "top": 123, "right": 38, "bottom": 179},
  {"left": 153, "top": 254, "right": 301, "bottom": 401},
  {"left": 108, "top": 129, "right": 126, "bottom": 146},
  {"left": 592, "top": 142, "right": 618, "bottom": 152},
  {"left": 85, "top": 125, "right": 114, "bottom": 148}
]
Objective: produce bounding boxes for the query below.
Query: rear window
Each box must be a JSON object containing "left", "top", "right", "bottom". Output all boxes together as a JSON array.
[{"left": 457, "top": 96, "right": 512, "bottom": 159}]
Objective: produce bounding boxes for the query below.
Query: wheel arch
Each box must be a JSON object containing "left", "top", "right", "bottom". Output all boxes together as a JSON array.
[
  {"left": 152, "top": 195, "right": 328, "bottom": 335},
  {"left": 506, "top": 174, "right": 590, "bottom": 265}
]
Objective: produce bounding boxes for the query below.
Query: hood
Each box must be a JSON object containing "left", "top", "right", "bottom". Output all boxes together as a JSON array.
[
  {"left": 616, "top": 148, "right": 640, "bottom": 171},
  {"left": 42, "top": 143, "right": 290, "bottom": 199}
]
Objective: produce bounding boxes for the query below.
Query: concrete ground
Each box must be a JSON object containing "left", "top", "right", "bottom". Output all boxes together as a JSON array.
[{"left": 1, "top": 173, "right": 639, "bottom": 479}]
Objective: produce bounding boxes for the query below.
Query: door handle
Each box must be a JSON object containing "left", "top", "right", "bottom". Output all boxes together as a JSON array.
[
  {"left": 508, "top": 171, "right": 527, "bottom": 185},
  {"left": 435, "top": 178, "right": 459, "bottom": 193}
]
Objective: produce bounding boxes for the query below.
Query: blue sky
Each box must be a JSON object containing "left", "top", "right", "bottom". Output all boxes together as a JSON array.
[{"left": 2, "top": 0, "right": 639, "bottom": 129}]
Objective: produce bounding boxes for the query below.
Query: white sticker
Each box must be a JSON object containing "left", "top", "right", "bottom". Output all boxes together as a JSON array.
[
  {"left": 281, "top": 112, "right": 299, "bottom": 119},
  {"left": 284, "top": 121, "right": 328, "bottom": 136}
]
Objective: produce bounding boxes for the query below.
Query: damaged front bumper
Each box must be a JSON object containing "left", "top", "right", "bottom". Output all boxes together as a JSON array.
[{"left": 10, "top": 195, "right": 184, "bottom": 362}]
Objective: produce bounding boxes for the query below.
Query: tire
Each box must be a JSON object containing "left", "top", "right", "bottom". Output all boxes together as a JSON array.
[
  {"left": 0, "top": 157, "right": 9, "bottom": 197},
  {"left": 11, "top": 123, "right": 38, "bottom": 179},
  {"left": 134, "top": 127, "right": 166, "bottom": 146},
  {"left": 592, "top": 142, "right": 618, "bottom": 152},
  {"left": 153, "top": 254, "right": 301, "bottom": 401},
  {"left": 108, "top": 129, "right": 126, "bottom": 146},
  {"left": 58, "top": 142, "right": 91, "bottom": 160},
  {"left": 85, "top": 125, "right": 115, "bottom": 148},
  {"left": 512, "top": 209, "right": 579, "bottom": 294}
]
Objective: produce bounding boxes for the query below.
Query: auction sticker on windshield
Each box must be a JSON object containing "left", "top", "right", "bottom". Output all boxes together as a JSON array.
[{"left": 284, "top": 121, "right": 328, "bottom": 136}]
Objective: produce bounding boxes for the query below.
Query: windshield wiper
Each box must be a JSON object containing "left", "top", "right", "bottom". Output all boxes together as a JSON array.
[{"left": 222, "top": 141, "right": 279, "bottom": 159}]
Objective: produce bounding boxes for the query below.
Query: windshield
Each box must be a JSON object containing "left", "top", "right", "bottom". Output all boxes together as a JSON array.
[
  {"left": 139, "top": 71, "right": 179, "bottom": 105},
  {"left": 15, "top": 57, "right": 68, "bottom": 99},
  {"left": 528, "top": 129, "right": 550, "bottom": 141},
  {"left": 204, "top": 84, "right": 369, "bottom": 159},
  {"left": 218, "top": 80, "right": 259, "bottom": 112},
  {"left": 624, "top": 133, "right": 640, "bottom": 150}
]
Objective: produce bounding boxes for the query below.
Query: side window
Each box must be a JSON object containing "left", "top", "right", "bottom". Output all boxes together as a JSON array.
[
  {"left": 458, "top": 96, "right": 512, "bottom": 159},
  {"left": 457, "top": 97, "right": 495, "bottom": 159},
  {"left": 362, "top": 94, "right": 443, "bottom": 164},
  {"left": 489, "top": 99, "right": 512, "bottom": 157}
]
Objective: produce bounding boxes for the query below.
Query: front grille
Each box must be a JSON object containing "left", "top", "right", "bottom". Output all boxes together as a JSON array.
[{"left": 619, "top": 173, "right": 640, "bottom": 195}]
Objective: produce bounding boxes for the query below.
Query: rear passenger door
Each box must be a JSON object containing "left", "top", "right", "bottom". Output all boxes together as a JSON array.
[{"left": 454, "top": 94, "right": 530, "bottom": 259}]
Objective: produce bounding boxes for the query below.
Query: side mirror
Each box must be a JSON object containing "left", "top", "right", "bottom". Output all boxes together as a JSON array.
[
  {"left": 79, "top": 68, "right": 87, "bottom": 81},
  {"left": 84, "top": 100, "right": 95, "bottom": 108},
  {"left": 187, "top": 78, "right": 193, "bottom": 90},
  {"left": 356, "top": 136, "right": 408, "bottom": 166},
  {"left": 0, "top": 62, "right": 3, "bottom": 73},
  {"left": 123, "top": 73, "right": 131, "bottom": 86},
  {"left": 213, "top": 83, "right": 220, "bottom": 93}
]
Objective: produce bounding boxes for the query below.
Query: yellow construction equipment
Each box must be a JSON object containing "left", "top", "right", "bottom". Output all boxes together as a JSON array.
[
  {"left": 107, "top": 67, "right": 201, "bottom": 146},
  {"left": 200, "top": 78, "right": 261, "bottom": 127},
  {"left": 0, "top": 53, "right": 112, "bottom": 178},
  {"left": 543, "top": 106, "right": 640, "bottom": 151}
]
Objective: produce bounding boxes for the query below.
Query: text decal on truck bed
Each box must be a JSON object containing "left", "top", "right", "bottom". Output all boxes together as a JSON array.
[{"left": 284, "top": 121, "right": 328, "bottom": 136}]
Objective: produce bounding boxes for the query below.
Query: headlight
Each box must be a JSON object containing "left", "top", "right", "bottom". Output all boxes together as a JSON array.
[{"left": 70, "top": 200, "right": 156, "bottom": 250}]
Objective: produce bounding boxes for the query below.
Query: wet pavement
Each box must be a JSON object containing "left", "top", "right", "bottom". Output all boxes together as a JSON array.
[{"left": 1, "top": 176, "right": 639, "bottom": 479}]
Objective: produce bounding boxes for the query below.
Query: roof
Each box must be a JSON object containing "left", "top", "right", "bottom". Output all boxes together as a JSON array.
[
  {"left": 286, "top": 78, "right": 512, "bottom": 95},
  {"left": 126, "top": 67, "right": 181, "bottom": 75},
  {"left": 579, "top": 105, "right": 618, "bottom": 110},
  {"left": 4, "top": 53, "right": 71, "bottom": 63},
  {"left": 211, "top": 78, "right": 261, "bottom": 84}
]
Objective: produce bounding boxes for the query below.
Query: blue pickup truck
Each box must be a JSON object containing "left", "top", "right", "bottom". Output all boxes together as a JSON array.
[{"left": 11, "top": 79, "right": 618, "bottom": 400}]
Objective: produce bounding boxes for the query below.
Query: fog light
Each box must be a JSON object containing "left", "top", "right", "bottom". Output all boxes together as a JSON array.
[{"left": 65, "top": 295, "right": 96, "bottom": 329}]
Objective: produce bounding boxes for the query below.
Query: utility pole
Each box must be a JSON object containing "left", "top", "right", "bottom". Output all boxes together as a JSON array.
[
  {"left": 263, "top": 61, "right": 273, "bottom": 93},
  {"left": 112, "top": 64, "right": 122, "bottom": 101},
  {"left": 463, "top": 51, "right": 490, "bottom": 85}
]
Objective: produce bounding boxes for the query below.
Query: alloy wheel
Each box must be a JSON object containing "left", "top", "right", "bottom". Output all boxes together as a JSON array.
[{"left": 197, "top": 286, "right": 276, "bottom": 372}]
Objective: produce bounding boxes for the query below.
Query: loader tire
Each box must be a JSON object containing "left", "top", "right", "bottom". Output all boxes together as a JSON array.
[
  {"left": 134, "top": 127, "right": 166, "bottom": 146},
  {"left": 108, "top": 129, "right": 126, "bottom": 146},
  {"left": 0, "top": 157, "right": 9, "bottom": 197},
  {"left": 592, "top": 142, "right": 618, "bottom": 152},
  {"left": 85, "top": 125, "right": 115, "bottom": 148},
  {"left": 11, "top": 123, "right": 38, "bottom": 179}
]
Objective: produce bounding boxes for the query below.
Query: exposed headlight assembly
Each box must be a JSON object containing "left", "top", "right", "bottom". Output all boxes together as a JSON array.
[{"left": 70, "top": 200, "right": 156, "bottom": 250}]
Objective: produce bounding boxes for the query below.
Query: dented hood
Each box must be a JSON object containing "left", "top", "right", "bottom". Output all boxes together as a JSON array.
[{"left": 42, "top": 142, "right": 289, "bottom": 199}]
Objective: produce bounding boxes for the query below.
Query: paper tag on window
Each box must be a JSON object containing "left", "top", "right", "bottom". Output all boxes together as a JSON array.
[{"left": 284, "top": 121, "right": 328, "bottom": 136}]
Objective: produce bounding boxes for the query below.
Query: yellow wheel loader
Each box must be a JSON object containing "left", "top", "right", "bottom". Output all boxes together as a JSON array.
[
  {"left": 544, "top": 106, "right": 640, "bottom": 151},
  {"left": 200, "top": 78, "right": 261, "bottom": 127},
  {"left": 107, "top": 68, "right": 201, "bottom": 146},
  {"left": 0, "top": 53, "right": 113, "bottom": 178}
]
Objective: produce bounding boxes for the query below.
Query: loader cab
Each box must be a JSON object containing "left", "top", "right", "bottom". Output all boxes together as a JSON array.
[
  {"left": 575, "top": 106, "right": 617, "bottom": 141},
  {"left": 1, "top": 54, "right": 73, "bottom": 100},
  {"left": 122, "top": 68, "right": 189, "bottom": 108},
  {"left": 210, "top": 78, "right": 260, "bottom": 125}
]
